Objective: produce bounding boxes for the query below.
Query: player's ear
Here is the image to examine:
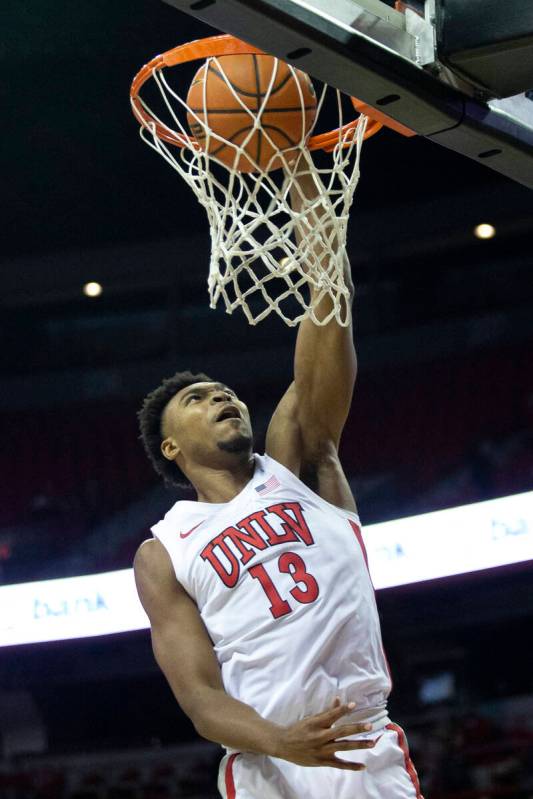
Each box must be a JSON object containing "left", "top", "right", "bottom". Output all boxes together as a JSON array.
[{"left": 161, "top": 436, "right": 180, "bottom": 462}]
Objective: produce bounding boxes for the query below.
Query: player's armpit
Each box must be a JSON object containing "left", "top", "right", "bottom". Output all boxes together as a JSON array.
[
  {"left": 266, "top": 383, "right": 357, "bottom": 513},
  {"left": 300, "top": 441, "right": 358, "bottom": 514}
]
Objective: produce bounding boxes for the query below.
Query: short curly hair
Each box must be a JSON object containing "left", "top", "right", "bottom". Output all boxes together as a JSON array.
[{"left": 138, "top": 370, "right": 213, "bottom": 488}]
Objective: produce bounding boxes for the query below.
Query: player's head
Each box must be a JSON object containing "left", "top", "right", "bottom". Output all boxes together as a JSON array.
[{"left": 138, "top": 370, "right": 253, "bottom": 488}]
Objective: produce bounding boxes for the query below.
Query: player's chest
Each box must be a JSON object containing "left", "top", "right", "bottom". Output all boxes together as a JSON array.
[{"left": 182, "top": 498, "right": 362, "bottom": 600}]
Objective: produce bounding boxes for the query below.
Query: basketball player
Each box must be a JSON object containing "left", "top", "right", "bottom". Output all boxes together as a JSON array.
[{"left": 134, "top": 167, "right": 423, "bottom": 798}]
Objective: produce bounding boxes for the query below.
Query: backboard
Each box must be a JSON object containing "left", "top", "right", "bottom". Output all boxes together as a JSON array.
[{"left": 162, "top": 0, "right": 533, "bottom": 188}]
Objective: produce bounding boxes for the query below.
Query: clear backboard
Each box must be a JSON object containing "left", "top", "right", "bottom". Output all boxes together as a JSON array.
[{"left": 162, "top": 0, "right": 533, "bottom": 188}]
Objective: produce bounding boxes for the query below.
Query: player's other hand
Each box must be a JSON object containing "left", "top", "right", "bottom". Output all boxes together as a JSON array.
[{"left": 275, "top": 697, "right": 375, "bottom": 770}]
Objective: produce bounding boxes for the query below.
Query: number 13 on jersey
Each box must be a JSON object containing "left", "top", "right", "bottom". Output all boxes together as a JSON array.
[{"left": 248, "top": 551, "right": 320, "bottom": 618}]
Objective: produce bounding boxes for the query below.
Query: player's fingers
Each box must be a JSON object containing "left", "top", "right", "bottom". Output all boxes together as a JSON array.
[
  {"left": 322, "top": 757, "right": 366, "bottom": 772},
  {"left": 329, "top": 738, "right": 376, "bottom": 752},
  {"left": 312, "top": 699, "right": 356, "bottom": 726},
  {"left": 325, "top": 721, "right": 374, "bottom": 739}
]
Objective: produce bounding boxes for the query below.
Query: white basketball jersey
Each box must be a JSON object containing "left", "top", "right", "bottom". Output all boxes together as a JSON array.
[{"left": 151, "top": 454, "right": 392, "bottom": 728}]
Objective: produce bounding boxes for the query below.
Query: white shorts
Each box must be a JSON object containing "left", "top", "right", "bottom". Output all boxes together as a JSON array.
[{"left": 218, "top": 722, "right": 423, "bottom": 799}]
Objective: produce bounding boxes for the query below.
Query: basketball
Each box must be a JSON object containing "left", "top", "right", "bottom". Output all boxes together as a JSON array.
[{"left": 186, "top": 54, "right": 317, "bottom": 173}]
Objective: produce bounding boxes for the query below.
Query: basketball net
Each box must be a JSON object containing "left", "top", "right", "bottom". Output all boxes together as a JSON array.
[{"left": 132, "top": 47, "right": 370, "bottom": 327}]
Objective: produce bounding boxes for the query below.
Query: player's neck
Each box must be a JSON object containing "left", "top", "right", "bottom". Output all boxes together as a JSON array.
[{"left": 192, "top": 454, "right": 255, "bottom": 504}]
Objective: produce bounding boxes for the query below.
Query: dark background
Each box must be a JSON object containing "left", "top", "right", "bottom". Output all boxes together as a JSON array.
[{"left": 1, "top": 1, "right": 533, "bottom": 798}]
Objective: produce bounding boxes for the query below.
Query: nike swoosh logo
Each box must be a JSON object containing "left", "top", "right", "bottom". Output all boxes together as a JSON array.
[{"left": 179, "top": 521, "right": 205, "bottom": 539}]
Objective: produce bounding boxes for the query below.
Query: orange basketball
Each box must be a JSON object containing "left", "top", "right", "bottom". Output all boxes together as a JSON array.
[{"left": 186, "top": 54, "right": 317, "bottom": 173}]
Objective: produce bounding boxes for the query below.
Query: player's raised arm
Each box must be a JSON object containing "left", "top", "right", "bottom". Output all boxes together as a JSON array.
[
  {"left": 133, "top": 538, "right": 373, "bottom": 767},
  {"left": 266, "top": 165, "right": 357, "bottom": 512},
  {"left": 292, "top": 172, "right": 357, "bottom": 452}
]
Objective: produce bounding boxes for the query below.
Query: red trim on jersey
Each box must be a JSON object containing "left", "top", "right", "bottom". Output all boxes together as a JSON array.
[
  {"left": 386, "top": 722, "right": 424, "bottom": 798},
  {"left": 225, "top": 753, "right": 239, "bottom": 799},
  {"left": 348, "top": 519, "right": 394, "bottom": 691},
  {"left": 349, "top": 519, "right": 369, "bottom": 568}
]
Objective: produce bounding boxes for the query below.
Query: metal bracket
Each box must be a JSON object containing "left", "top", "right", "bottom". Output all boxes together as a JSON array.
[
  {"left": 404, "top": 8, "right": 435, "bottom": 66},
  {"left": 286, "top": 0, "right": 437, "bottom": 66}
]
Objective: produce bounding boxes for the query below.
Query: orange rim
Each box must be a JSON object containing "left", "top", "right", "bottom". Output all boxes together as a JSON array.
[{"left": 130, "top": 34, "right": 393, "bottom": 152}]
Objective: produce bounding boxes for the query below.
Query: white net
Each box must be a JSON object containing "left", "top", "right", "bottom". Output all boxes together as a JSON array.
[{"left": 133, "top": 55, "right": 368, "bottom": 327}]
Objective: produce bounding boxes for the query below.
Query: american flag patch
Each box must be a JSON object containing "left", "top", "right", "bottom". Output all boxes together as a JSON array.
[{"left": 254, "top": 475, "right": 281, "bottom": 495}]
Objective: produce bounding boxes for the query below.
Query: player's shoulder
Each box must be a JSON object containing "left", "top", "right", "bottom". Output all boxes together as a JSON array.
[
  {"left": 134, "top": 537, "right": 188, "bottom": 600},
  {"left": 133, "top": 539, "right": 190, "bottom": 620},
  {"left": 266, "top": 449, "right": 359, "bottom": 516},
  {"left": 133, "top": 537, "right": 171, "bottom": 579}
]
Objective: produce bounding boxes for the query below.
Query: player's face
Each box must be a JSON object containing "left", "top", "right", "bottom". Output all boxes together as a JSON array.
[{"left": 161, "top": 382, "right": 253, "bottom": 466}]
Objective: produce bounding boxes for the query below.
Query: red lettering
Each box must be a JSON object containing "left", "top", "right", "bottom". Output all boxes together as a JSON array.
[
  {"left": 226, "top": 522, "right": 268, "bottom": 565},
  {"left": 200, "top": 504, "right": 315, "bottom": 588},
  {"left": 249, "top": 551, "right": 320, "bottom": 618},
  {"left": 200, "top": 534, "right": 240, "bottom": 588},
  {"left": 241, "top": 508, "right": 299, "bottom": 547},
  {"left": 248, "top": 563, "right": 291, "bottom": 619},
  {"left": 266, "top": 502, "right": 315, "bottom": 546},
  {"left": 279, "top": 552, "right": 319, "bottom": 604}
]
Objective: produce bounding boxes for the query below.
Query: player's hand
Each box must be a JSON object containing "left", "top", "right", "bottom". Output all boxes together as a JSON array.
[{"left": 275, "top": 698, "right": 375, "bottom": 770}]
